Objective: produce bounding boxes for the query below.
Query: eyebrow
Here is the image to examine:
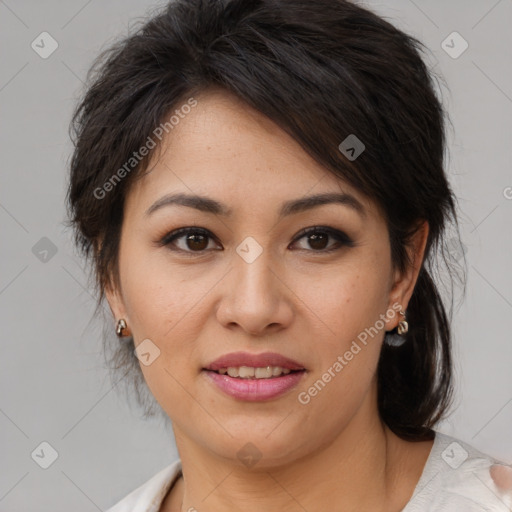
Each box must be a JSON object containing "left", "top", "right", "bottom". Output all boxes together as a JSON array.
[{"left": 145, "top": 191, "right": 367, "bottom": 220}]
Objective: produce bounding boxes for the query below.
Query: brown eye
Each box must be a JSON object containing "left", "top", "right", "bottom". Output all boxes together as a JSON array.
[
  {"left": 291, "top": 227, "right": 354, "bottom": 252},
  {"left": 159, "top": 225, "right": 354, "bottom": 255},
  {"left": 307, "top": 232, "right": 329, "bottom": 250},
  {"left": 160, "top": 228, "right": 220, "bottom": 253},
  {"left": 184, "top": 233, "right": 209, "bottom": 251}
]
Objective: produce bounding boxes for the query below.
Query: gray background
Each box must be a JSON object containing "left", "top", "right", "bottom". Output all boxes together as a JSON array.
[{"left": 1, "top": 0, "right": 511, "bottom": 510}]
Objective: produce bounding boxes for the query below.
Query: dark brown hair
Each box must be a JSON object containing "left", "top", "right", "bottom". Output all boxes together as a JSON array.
[{"left": 65, "top": 0, "right": 466, "bottom": 439}]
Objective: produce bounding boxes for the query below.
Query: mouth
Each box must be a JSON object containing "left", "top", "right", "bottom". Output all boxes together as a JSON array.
[
  {"left": 202, "top": 366, "right": 306, "bottom": 379},
  {"left": 201, "top": 351, "right": 307, "bottom": 400},
  {"left": 201, "top": 366, "right": 307, "bottom": 401},
  {"left": 203, "top": 350, "right": 306, "bottom": 373}
]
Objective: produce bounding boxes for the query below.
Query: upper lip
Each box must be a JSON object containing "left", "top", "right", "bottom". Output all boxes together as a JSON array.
[{"left": 203, "top": 351, "right": 306, "bottom": 371}]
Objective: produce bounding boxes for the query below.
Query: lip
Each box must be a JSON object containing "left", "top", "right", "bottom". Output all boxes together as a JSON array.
[
  {"left": 203, "top": 351, "right": 306, "bottom": 372},
  {"left": 202, "top": 369, "right": 306, "bottom": 401}
]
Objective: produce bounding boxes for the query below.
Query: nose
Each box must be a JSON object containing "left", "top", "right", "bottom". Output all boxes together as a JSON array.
[{"left": 215, "top": 248, "right": 294, "bottom": 336}]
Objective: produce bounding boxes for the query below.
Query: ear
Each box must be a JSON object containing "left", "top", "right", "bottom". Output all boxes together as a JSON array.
[
  {"left": 387, "top": 220, "right": 429, "bottom": 324},
  {"left": 96, "top": 236, "right": 132, "bottom": 336},
  {"left": 104, "top": 281, "right": 132, "bottom": 337}
]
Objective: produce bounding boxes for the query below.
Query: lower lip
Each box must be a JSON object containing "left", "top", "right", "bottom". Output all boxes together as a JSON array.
[{"left": 202, "top": 370, "right": 306, "bottom": 401}]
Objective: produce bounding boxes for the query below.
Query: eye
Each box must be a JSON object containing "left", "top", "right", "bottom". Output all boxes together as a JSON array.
[
  {"left": 158, "top": 226, "right": 355, "bottom": 255},
  {"left": 290, "top": 226, "right": 355, "bottom": 253},
  {"left": 159, "top": 227, "right": 221, "bottom": 254}
]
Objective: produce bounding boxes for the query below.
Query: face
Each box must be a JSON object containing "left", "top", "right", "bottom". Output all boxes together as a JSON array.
[{"left": 106, "top": 89, "right": 428, "bottom": 467}]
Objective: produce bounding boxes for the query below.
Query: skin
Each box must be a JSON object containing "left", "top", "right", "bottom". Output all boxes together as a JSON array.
[
  {"left": 491, "top": 464, "right": 512, "bottom": 509},
  {"left": 105, "top": 88, "right": 434, "bottom": 512}
]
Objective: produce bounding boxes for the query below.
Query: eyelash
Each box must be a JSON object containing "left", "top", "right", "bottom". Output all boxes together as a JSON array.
[{"left": 157, "top": 226, "right": 355, "bottom": 255}]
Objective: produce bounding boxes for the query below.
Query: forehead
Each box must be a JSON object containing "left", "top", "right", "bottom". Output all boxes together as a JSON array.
[{"left": 125, "top": 89, "right": 376, "bottom": 218}]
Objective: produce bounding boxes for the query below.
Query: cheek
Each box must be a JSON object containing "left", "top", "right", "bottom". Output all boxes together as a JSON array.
[
  {"left": 292, "top": 266, "right": 387, "bottom": 431},
  {"left": 294, "top": 255, "right": 390, "bottom": 347},
  {"left": 290, "top": 254, "right": 390, "bottom": 403},
  {"left": 119, "top": 252, "right": 206, "bottom": 415},
  {"left": 118, "top": 242, "right": 199, "bottom": 337}
]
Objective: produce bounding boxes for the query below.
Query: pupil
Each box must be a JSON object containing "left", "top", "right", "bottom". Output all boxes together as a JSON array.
[
  {"left": 309, "top": 233, "right": 327, "bottom": 250},
  {"left": 187, "top": 234, "right": 207, "bottom": 251}
]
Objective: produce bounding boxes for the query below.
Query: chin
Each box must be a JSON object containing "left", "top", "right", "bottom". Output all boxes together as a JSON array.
[{"left": 196, "top": 423, "right": 313, "bottom": 469}]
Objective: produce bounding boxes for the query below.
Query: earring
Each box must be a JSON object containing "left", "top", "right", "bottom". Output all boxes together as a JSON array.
[
  {"left": 116, "top": 318, "right": 127, "bottom": 337},
  {"left": 384, "top": 310, "right": 409, "bottom": 347}
]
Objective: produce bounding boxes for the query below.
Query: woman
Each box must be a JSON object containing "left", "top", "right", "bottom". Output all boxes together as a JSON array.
[{"left": 65, "top": 0, "right": 512, "bottom": 510}]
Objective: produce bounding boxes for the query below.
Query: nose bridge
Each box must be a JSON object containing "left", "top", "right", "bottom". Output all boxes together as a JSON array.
[
  {"left": 217, "top": 237, "right": 292, "bottom": 334},
  {"left": 232, "top": 239, "right": 276, "bottom": 304}
]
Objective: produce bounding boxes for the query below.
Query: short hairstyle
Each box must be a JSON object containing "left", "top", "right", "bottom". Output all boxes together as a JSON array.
[{"left": 65, "top": 0, "right": 466, "bottom": 440}]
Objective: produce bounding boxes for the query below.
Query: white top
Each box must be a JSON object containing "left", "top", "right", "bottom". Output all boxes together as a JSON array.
[{"left": 106, "top": 431, "right": 511, "bottom": 511}]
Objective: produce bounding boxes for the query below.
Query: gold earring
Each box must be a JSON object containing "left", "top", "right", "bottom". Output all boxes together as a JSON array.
[
  {"left": 397, "top": 310, "right": 409, "bottom": 335},
  {"left": 384, "top": 310, "right": 409, "bottom": 347},
  {"left": 116, "top": 318, "right": 127, "bottom": 337}
]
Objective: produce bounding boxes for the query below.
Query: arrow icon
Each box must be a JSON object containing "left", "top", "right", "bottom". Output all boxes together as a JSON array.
[
  {"left": 441, "top": 32, "right": 468, "bottom": 59},
  {"left": 237, "top": 442, "right": 262, "bottom": 468},
  {"left": 134, "top": 339, "right": 161, "bottom": 366},
  {"left": 32, "top": 237, "right": 58, "bottom": 262},
  {"left": 31, "top": 441, "right": 59, "bottom": 469},
  {"left": 236, "top": 237, "right": 263, "bottom": 263},
  {"left": 31, "top": 32, "right": 59, "bottom": 59},
  {"left": 339, "top": 134, "right": 365, "bottom": 161}
]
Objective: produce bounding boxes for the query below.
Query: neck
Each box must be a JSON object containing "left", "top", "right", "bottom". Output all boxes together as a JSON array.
[{"left": 165, "top": 384, "right": 427, "bottom": 512}]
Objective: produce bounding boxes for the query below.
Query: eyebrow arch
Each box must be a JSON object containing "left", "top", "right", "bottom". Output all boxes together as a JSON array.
[{"left": 145, "top": 191, "right": 367, "bottom": 220}]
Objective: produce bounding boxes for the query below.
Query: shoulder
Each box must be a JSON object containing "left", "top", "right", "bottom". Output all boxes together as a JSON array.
[
  {"left": 405, "top": 431, "right": 511, "bottom": 511},
  {"left": 106, "top": 459, "right": 182, "bottom": 512}
]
